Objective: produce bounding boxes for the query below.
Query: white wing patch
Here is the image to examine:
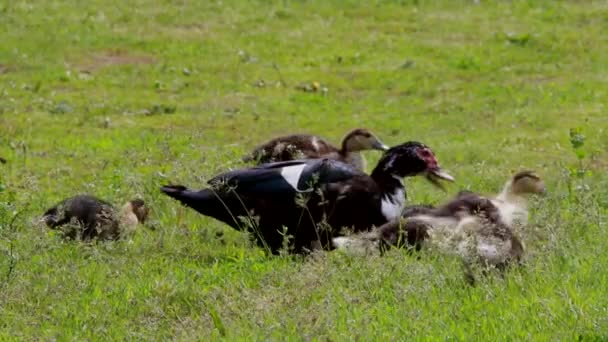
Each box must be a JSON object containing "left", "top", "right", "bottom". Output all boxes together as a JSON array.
[
  {"left": 381, "top": 187, "right": 405, "bottom": 220},
  {"left": 280, "top": 164, "right": 307, "bottom": 191}
]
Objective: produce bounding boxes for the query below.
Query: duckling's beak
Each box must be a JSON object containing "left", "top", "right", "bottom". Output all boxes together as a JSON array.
[
  {"left": 372, "top": 139, "right": 390, "bottom": 151},
  {"left": 425, "top": 168, "right": 455, "bottom": 191}
]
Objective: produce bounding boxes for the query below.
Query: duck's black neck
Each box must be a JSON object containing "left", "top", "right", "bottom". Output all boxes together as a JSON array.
[{"left": 370, "top": 168, "right": 405, "bottom": 195}]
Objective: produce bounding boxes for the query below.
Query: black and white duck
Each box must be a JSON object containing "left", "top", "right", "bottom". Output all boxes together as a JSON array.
[
  {"left": 42, "top": 195, "right": 150, "bottom": 240},
  {"left": 161, "top": 141, "right": 454, "bottom": 254},
  {"left": 242, "top": 128, "right": 389, "bottom": 170}
]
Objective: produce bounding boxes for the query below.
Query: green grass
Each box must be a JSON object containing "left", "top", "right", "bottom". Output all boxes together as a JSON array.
[{"left": 1, "top": 0, "right": 608, "bottom": 339}]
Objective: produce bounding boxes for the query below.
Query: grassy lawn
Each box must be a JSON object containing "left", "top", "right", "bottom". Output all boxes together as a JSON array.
[{"left": 1, "top": 0, "right": 607, "bottom": 339}]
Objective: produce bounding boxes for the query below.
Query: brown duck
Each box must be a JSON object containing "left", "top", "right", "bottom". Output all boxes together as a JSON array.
[{"left": 242, "top": 128, "right": 389, "bottom": 170}]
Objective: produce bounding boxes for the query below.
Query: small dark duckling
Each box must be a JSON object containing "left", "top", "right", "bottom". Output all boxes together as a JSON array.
[
  {"left": 0, "top": 157, "right": 7, "bottom": 164},
  {"left": 42, "top": 195, "right": 149, "bottom": 240},
  {"left": 242, "top": 128, "right": 389, "bottom": 170}
]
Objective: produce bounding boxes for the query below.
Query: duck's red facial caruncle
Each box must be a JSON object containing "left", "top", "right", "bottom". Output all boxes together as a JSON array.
[{"left": 417, "top": 147, "right": 439, "bottom": 170}]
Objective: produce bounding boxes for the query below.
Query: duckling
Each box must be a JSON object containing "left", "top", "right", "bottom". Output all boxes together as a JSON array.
[
  {"left": 490, "top": 170, "right": 546, "bottom": 227},
  {"left": 114, "top": 199, "right": 149, "bottom": 237},
  {"left": 42, "top": 195, "right": 149, "bottom": 240},
  {"left": 332, "top": 192, "right": 500, "bottom": 254},
  {"left": 242, "top": 128, "right": 389, "bottom": 170},
  {"left": 162, "top": 141, "right": 454, "bottom": 254},
  {"left": 383, "top": 170, "right": 545, "bottom": 266},
  {"left": 334, "top": 171, "right": 545, "bottom": 268}
]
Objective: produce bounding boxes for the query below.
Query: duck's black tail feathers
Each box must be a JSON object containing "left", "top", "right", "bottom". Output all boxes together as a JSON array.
[
  {"left": 160, "top": 185, "right": 213, "bottom": 210},
  {"left": 160, "top": 184, "right": 244, "bottom": 230}
]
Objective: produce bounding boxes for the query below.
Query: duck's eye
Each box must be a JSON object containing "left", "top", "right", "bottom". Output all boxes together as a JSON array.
[{"left": 419, "top": 149, "right": 431, "bottom": 157}]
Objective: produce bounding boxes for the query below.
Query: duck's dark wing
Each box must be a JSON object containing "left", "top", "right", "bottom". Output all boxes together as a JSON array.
[
  {"left": 242, "top": 134, "right": 311, "bottom": 163},
  {"left": 243, "top": 134, "right": 340, "bottom": 163},
  {"left": 208, "top": 159, "right": 364, "bottom": 194}
]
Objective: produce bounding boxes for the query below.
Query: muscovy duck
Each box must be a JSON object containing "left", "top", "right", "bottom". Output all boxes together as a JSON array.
[
  {"left": 42, "top": 195, "right": 150, "bottom": 240},
  {"left": 242, "top": 128, "right": 389, "bottom": 170},
  {"left": 161, "top": 141, "right": 454, "bottom": 254}
]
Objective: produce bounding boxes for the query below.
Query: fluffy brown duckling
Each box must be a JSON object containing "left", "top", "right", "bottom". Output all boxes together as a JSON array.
[
  {"left": 242, "top": 128, "right": 389, "bottom": 170},
  {"left": 381, "top": 170, "right": 545, "bottom": 266},
  {"left": 490, "top": 170, "right": 546, "bottom": 227},
  {"left": 332, "top": 192, "right": 498, "bottom": 253},
  {"left": 334, "top": 171, "right": 546, "bottom": 268},
  {"left": 42, "top": 195, "right": 149, "bottom": 241}
]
